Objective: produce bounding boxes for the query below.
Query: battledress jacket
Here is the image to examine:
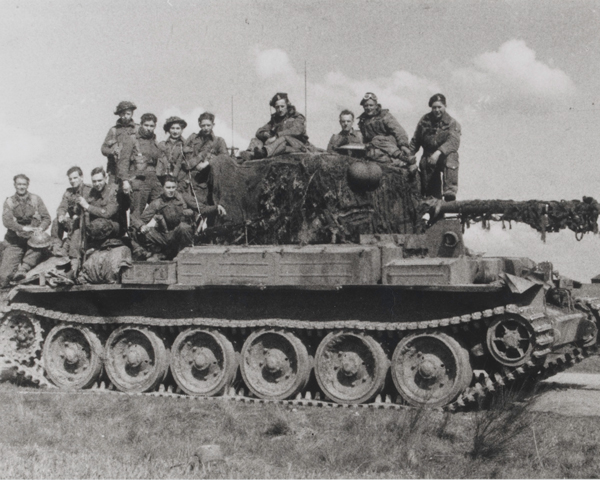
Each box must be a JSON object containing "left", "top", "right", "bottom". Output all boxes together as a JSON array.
[
  {"left": 327, "top": 129, "right": 363, "bottom": 152},
  {"left": 357, "top": 107, "right": 409, "bottom": 149},
  {"left": 158, "top": 137, "right": 186, "bottom": 181},
  {"left": 133, "top": 192, "right": 201, "bottom": 230},
  {"left": 2, "top": 193, "right": 51, "bottom": 242},
  {"left": 409, "top": 111, "right": 461, "bottom": 157},
  {"left": 184, "top": 132, "right": 228, "bottom": 170},
  {"left": 255, "top": 107, "right": 309, "bottom": 144},
  {"left": 85, "top": 184, "right": 120, "bottom": 224},
  {"left": 100, "top": 118, "right": 139, "bottom": 181},
  {"left": 57, "top": 184, "right": 93, "bottom": 219}
]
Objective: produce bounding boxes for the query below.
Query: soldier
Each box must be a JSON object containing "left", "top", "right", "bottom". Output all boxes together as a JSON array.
[
  {"left": 240, "top": 93, "right": 313, "bottom": 161},
  {"left": 410, "top": 93, "right": 461, "bottom": 201},
  {"left": 158, "top": 116, "right": 188, "bottom": 185},
  {"left": 183, "top": 112, "right": 228, "bottom": 170},
  {"left": 357, "top": 92, "right": 413, "bottom": 165},
  {"left": 101, "top": 100, "right": 139, "bottom": 187},
  {"left": 128, "top": 113, "right": 165, "bottom": 220},
  {"left": 327, "top": 110, "right": 363, "bottom": 153},
  {"left": 74, "top": 167, "right": 121, "bottom": 248},
  {"left": 0, "top": 174, "right": 51, "bottom": 287},
  {"left": 133, "top": 176, "right": 226, "bottom": 260},
  {"left": 55, "top": 166, "right": 92, "bottom": 275}
]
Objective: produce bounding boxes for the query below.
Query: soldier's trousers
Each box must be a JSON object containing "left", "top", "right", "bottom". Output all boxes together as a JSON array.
[
  {"left": 248, "top": 136, "right": 308, "bottom": 157},
  {"left": 366, "top": 135, "right": 403, "bottom": 163},
  {"left": 419, "top": 152, "right": 459, "bottom": 199},
  {"left": 0, "top": 235, "right": 42, "bottom": 288},
  {"left": 130, "top": 174, "right": 163, "bottom": 219},
  {"left": 142, "top": 223, "right": 193, "bottom": 259}
]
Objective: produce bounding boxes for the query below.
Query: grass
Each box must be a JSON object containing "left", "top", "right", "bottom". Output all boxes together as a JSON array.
[{"left": 1, "top": 383, "right": 600, "bottom": 478}]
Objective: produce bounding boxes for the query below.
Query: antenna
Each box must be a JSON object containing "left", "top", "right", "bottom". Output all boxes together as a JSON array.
[
  {"left": 304, "top": 60, "right": 307, "bottom": 121},
  {"left": 231, "top": 96, "right": 234, "bottom": 152}
]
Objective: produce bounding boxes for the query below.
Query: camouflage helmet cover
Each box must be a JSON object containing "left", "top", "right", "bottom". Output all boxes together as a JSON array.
[{"left": 114, "top": 101, "right": 137, "bottom": 115}]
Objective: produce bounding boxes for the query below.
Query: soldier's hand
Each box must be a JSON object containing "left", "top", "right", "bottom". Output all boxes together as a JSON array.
[
  {"left": 217, "top": 205, "right": 227, "bottom": 217},
  {"left": 22, "top": 226, "right": 34, "bottom": 233},
  {"left": 429, "top": 150, "right": 441, "bottom": 164},
  {"left": 122, "top": 180, "right": 132, "bottom": 194},
  {"left": 183, "top": 209, "right": 194, "bottom": 217},
  {"left": 265, "top": 136, "right": 277, "bottom": 146},
  {"left": 77, "top": 197, "right": 90, "bottom": 210},
  {"left": 58, "top": 215, "right": 66, "bottom": 224},
  {"left": 140, "top": 224, "right": 150, "bottom": 234},
  {"left": 195, "top": 159, "right": 210, "bottom": 171}
]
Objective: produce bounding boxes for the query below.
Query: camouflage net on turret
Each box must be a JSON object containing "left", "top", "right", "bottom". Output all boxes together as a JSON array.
[
  {"left": 203, "top": 153, "right": 424, "bottom": 245},
  {"left": 442, "top": 198, "right": 600, "bottom": 240}
]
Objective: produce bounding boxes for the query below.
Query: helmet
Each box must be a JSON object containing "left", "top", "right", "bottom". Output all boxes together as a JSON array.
[
  {"left": 347, "top": 161, "right": 383, "bottom": 193},
  {"left": 27, "top": 231, "right": 52, "bottom": 249},
  {"left": 114, "top": 101, "right": 137, "bottom": 115},
  {"left": 163, "top": 116, "right": 188, "bottom": 132}
]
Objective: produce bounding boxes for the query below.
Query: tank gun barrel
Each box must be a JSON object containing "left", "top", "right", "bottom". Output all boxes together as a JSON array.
[{"left": 430, "top": 197, "right": 600, "bottom": 238}]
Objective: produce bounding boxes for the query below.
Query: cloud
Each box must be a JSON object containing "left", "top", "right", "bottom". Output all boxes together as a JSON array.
[
  {"left": 254, "top": 48, "right": 296, "bottom": 79},
  {"left": 452, "top": 40, "right": 575, "bottom": 111}
]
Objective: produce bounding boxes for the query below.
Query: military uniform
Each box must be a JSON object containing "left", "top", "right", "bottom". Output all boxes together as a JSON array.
[
  {"left": 101, "top": 118, "right": 140, "bottom": 184},
  {"left": 133, "top": 192, "right": 197, "bottom": 259},
  {"left": 55, "top": 183, "right": 92, "bottom": 259},
  {"left": 326, "top": 129, "right": 363, "bottom": 153},
  {"left": 247, "top": 106, "right": 312, "bottom": 157},
  {"left": 0, "top": 192, "right": 51, "bottom": 287},
  {"left": 158, "top": 137, "right": 186, "bottom": 184},
  {"left": 128, "top": 130, "right": 165, "bottom": 221},
  {"left": 358, "top": 107, "right": 409, "bottom": 163},
  {"left": 410, "top": 111, "right": 461, "bottom": 199}
]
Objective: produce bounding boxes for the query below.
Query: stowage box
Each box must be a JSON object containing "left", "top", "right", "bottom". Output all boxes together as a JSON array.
[
  {"left": 121, "top": 261, "right": 177, "bottom": 285},
  {"left": 176, "top": 245, "right": 381, "bottom": 286}
]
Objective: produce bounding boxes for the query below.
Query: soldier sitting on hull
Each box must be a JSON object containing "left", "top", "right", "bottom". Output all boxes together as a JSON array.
[
  {"left": 410, "top": 93, "right": 461, "bottom": 201},
  {"left": 240, "top": 93, "right": 314, "bottom": 161},
  {"left": 133, "top": 176, "right": 222, "bottom": 261},
  {"left": 72, "top": 167, "right": 122, "bottom": 250},
  {"left": 101, "top": 101, "right": 139, "bottom": 186},
  {"left": 0, "top": 174, "right": 52, "bottom": 287},
  {"left": 357, "top": 92, "right": 414, "bottom": 166},
  {"left": 158, "top": 116, "right": 188, "bottom": 185},
  {"left": 327, "top": 109, "right": 363, "bottom": 153},
  {"left": 53, "top": 166, "right": 92, "bottom": 275}
]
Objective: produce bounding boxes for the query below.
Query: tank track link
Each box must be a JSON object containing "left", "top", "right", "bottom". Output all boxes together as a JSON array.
[{"left": 2, "top": 300, "right": 598, "bottom": 410}]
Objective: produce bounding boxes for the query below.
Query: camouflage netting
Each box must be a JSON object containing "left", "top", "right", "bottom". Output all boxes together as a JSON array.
[
  {"left": 444, "top": 198, "right": 600, "bottom": 240},
  {"left": 203, "top": 153, "right": 424, "bottom": 245}
]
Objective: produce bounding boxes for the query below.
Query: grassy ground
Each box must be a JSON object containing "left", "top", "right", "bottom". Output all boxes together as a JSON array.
[{"left": 1, "top": 383, "right": 600, "bottom": 479}]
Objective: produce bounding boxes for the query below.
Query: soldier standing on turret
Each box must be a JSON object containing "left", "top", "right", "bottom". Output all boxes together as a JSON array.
[
  {"left": 101, "top": 101, "right": 139, "bottom": 187},
  {"left": 158, "top": 116, "right": 188, "bottom": 185}
]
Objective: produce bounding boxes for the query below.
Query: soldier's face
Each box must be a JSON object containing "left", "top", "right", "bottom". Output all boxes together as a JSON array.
[
  {"left": 91, "top": 173, "right": 106, "bottom": 191},
  {"left": 163, "top": 181, "right": 177, "bottom": 198},
  {"left": 169, "top": 124, "right": 183, "bottom": 139},
  {"left": 199, "top": 120, "right": 214, "bottom": 136},
  {"left": 119, "top": 110, "right": 134, "bottom": 122},
  {"left": 362, "top": 99, "right": 377, "bottom": 116},
  {"left": 142, "top": 120, "right": 156, "bottom": 134},
  {"left": 68, "top": 172, "right": 82, "bottom": 189},
  {"left": 274, "top": 99, "right": 288, "bottom": 117},
  {"left": 339, "top": 114, "right": 354, "bottom": 132},
  {"left": 431, "top": 101, "right": 445, "bottom": 119},
  {"left": 14, "top": 178, "right": 29, "bottom": 196}
]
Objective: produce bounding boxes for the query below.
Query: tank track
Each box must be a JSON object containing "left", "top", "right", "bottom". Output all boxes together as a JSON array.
[{"left": 1, "top": 299, "right": 598, "bottom": 411}]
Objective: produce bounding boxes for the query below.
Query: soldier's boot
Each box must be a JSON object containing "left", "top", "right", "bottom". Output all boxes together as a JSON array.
[
  {"left": 443, "top": 153, "right": 459, "bottom": 202},
  {"left": 239, "top": 151, "right": 253, "bottom": 163},
  {"left": 12, "top": 265, "right": 30, "bottom": 283}
]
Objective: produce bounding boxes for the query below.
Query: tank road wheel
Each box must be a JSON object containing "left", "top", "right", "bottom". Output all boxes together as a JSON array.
[
  {"left": 315, "top": 332, "right": 388, "bottom": 404},
  {"left": 105, "top": 327, "right": 168, "bottom": 393},
  {"left": 43, "top": 325, "right": 103, "bottom": 389},
  {"left": 391, "top": 332, "right": 472, "bottom": 407},
  {"left": 171, "top": 329, "right": 237, "bottom": 396},
  {"left": 240, "top": 329, "right": 311, "bottom": 401},
  {"left": 486, "top": 316, "right": 534, "bottom": 367},
  {"left": 0, "top": 312, "right": 44, "bottom": 363}
]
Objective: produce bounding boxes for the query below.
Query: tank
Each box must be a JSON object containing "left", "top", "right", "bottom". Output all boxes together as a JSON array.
[{"left": 1, "top": 152, "right": 599, "bottom": 410}]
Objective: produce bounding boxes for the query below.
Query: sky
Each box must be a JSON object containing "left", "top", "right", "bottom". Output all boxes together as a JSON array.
[{"left": 1, "top": 0, "right": 599, "bottom": 280}]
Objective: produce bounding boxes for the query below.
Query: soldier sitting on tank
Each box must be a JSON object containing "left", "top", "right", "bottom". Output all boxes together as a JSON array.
[
  {"left": 158, "top": 116, "right": 188, "bottom": 185},
  {"left": 239, "top": 93, "right": 315, "bottom": 162},
  {"left": 410, "top": 93, "right": 461, "bottom": 201},
  {"left": 357, "top": 92, "right": 414, "bottom": 166},
  {"left": 101, "top": 101, "right": 139, "bottom": 185},
  {"left": 133, "top": 176, "right": 225, "bottom": 261},
  {"left": 53, "top": 166, "right": 92, "bottom": 275},
  {"left": 327, "top": 109, "right": 363, "bottom": 153},
  {"left": 0, "top": 174, "right": 52, "bottom": 287},
  {"left": 72, "top": 167, "right": 123, "bottom": 251}
]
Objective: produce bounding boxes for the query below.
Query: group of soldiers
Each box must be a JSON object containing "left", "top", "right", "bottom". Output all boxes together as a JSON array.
[{"left": 0, "top": 91, "right": 461, "bottom": 288}]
